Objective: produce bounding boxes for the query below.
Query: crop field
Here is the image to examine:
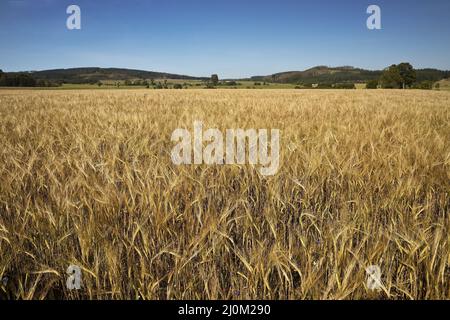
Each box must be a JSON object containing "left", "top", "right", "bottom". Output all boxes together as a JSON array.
[{"left": 0, "top": 89, "right": 449, "bottom": 300}]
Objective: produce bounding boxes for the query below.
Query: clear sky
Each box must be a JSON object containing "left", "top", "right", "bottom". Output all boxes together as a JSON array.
[{"left": 1, "top": 0, "right": 449, "bottom": 78}]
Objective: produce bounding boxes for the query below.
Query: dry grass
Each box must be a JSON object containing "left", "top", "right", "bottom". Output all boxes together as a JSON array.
[{"left": 0, "top": 89, "right": 449, "bottom": 300}]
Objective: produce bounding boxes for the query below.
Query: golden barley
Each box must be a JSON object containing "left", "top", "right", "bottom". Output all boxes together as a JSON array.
[{"left": 0, "top": 89, "right": 449, "bottom": 300}]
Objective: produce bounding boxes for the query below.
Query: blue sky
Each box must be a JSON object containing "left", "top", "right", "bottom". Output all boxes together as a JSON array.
[{"left": 0, "top": 0, "right": 449, "bottom": 78}]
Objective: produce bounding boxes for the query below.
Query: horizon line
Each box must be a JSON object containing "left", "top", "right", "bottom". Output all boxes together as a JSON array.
[{"left": 3, "top": 64, "right": 450, "bottom": 80}]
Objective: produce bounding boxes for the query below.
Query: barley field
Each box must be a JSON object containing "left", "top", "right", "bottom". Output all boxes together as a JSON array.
[{"left": 0, "top": 89, "right": 449, "bottom": 300}]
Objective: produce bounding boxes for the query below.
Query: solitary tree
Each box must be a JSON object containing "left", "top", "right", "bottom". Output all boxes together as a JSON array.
[
  {"left": 211, "top": 74, "right": 219, "bottom": 86},
  {"left": 397, "top": 63, "right": 416, "bottom": 89},
  {"left": 380, "top": 63, "right": 416, "bottom": 89},
  {"left": 380, "top": 65, "right": 403, "bottom": 89}
]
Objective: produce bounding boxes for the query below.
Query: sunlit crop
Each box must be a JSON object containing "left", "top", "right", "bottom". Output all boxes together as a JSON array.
[{"left": 0, "top": 89, "right": 449, "bottom": 299}]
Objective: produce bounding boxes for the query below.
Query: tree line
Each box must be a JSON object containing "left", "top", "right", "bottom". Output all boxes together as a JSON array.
[
  {"left": 366, "top": 63, "right": 441, "bottom": 89},
  {"left": 0, "top": 70, "right": 60, "bottom": 87},
  {"left": 0, "top": 70, "right": 36, "bottom": 87},
  {"left": 0, "top": 66, "right": 446, "bottom": 89}
]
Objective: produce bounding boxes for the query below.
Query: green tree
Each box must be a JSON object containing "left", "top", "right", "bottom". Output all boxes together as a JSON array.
[
  {"left": 414, "top": 80, "right": 433, "bottom": 90},
  {"left": 380, "top": 65, "right": 403, "bottom": 89},
  {"left": 211, "top": 74, "right": 219, "bottom": 86},
  {"left": 397, "top": 62, "right": 416, "bottom": 88},
  {"left": 380, "top": 63, "right": 416, "bottom": 89},
  {"left": 0, "top": 73, "right": 36, "bottom": 87},
  {"left": 366, "top": 79, "right": 379, "bottom": 89}
]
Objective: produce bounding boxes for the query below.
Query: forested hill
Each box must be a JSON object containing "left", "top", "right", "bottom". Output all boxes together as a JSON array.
[
  {"left": 28, "top": 67, "right": 208, "bottom": 84},
  {"left": 250, "top": 66, "right": 450, "bottom": 84}
]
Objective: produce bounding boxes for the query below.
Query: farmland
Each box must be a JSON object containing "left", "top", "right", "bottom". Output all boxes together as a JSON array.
[{"left": 0, "top": 89, "right": 449, "bottom": 299}]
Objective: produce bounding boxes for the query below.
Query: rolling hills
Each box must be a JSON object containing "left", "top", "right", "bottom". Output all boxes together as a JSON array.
[
  {"left": 250, "top": 66, "right": 450, "bottom": 84},
  {"left": 4, "top": 66, "right": 449, "bottom": 85},
  {"left": 28, "top": 67, "right": 208, "bottom": 84}
]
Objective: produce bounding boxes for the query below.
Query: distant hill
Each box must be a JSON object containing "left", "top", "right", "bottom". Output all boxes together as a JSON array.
[
  {"left": 27, "top": 67, "right": 208, "bottom": 84},
  {"left": 250, "top": 66, "right": 450, "bottom": 84}
]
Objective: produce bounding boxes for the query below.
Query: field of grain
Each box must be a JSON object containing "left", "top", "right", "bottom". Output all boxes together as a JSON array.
[{"left": 0, "top": 89, "right": 449, "bottom": 300}]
